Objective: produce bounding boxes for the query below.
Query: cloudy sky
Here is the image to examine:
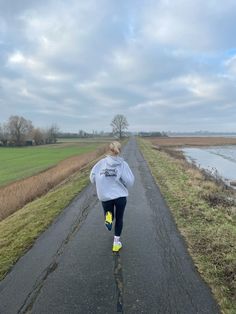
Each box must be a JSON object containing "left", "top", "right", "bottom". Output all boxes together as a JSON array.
[{"left": 1, "top": 0, "right": 236, "bottom": 132}]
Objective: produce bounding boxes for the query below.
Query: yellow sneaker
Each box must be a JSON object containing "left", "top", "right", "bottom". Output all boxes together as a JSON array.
[
  {"left": 105, "top": 211, "right": 112, "bottom": 231},
  {"left": 112, "top": 241, "right": 122, "bottom": 252}
]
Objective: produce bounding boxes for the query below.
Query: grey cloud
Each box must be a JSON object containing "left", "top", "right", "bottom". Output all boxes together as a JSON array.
[
  {"left": 1, "top": 0, "right": 236, "bottom": 132},
  {"left": 140, "top": 0, "right": 236, "bottom": 52}
]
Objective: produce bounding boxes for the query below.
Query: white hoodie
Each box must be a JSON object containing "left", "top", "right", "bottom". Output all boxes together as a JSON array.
[{"left": 90, "top": 155, "right": 134, "bottom": 201}]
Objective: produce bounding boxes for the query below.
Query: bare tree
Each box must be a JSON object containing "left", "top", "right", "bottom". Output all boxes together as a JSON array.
[
  {"left": 111, "top": 114, "right": 129, "bottom": 139},
  {"left": 8, "top": 116, "right": 33, "bottom": 146},
  {"left": 31, "top": 128, "right": 44, "bottom": 145},
  {"left": 0, "top": 123, "right": 9, "bottom": 146},
  {"left": 46, "top": 124, "right": 59, "bottom": 144}
]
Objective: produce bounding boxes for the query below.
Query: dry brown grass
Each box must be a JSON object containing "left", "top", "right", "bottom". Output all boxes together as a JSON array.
[
  {"left": 139, "top": 139, "right": 236, "bottom": 313},
  {"left": 148, "top": 136, "right": 236, "bottom": 147},
  {"left": 0, "top": 145, "right": 108, "bottom": 221}
]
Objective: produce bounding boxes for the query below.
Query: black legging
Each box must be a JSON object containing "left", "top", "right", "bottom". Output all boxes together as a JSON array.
[{"left": 101, "top": 197, "right": 127, "bottom": 236}]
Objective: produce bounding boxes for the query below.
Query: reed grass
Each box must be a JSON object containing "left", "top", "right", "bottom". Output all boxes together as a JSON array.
[
  {"left": 0, "top": 145, "right": 107, "bottom": 221},
  {"left": 149, "top": 136, "right": 236, "bottom": 147}
]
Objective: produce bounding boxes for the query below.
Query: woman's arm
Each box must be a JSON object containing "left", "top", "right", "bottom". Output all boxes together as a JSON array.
[
  {"left": 120, "top": 161, "right": 134, "bottom": 188},
  {"left": 90, "top": 163, "right": 98, "bottom": 184}
]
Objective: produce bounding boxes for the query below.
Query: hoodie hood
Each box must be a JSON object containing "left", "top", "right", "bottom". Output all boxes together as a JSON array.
[
  {"left": 105, "top": 155, "right": 123, "bottom": 167},
  {"left": 89, "top": 154, "right": 134, "bottom": 201}
]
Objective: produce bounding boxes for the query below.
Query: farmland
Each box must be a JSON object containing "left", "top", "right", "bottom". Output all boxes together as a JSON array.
[
  {"left": 0, "top": 140, "right": 103, "bottom": 187},
  {"left": 0, "top": 139, "right": 113, "bottom": 221},
  {"left": 148, "top": 136, "right": 236, "bottom": 147}
]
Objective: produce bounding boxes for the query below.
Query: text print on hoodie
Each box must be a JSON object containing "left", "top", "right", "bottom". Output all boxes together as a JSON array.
[{"left": 90, "top": 155, "right": 134, "bottom": 201}]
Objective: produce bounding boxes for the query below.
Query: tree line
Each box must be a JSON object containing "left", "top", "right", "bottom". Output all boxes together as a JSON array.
[
  {"left": 0, "top": 116, "right": 59, "bottom": 146},
  {"left": 0, "top": 113, "right": 129, "bottom": 146}
]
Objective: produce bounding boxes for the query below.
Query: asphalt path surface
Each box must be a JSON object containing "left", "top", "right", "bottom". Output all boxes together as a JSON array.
[{"left": 0, "top": 138, "right": 220, "bottom": 314}]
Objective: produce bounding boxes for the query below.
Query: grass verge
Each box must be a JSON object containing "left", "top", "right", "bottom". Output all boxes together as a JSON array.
[
  {"left": 139, "top": 138, "right": 236, "bottom": 314},
  {"left": 0, "top": 164, "right": 92, "bottom": 281}
]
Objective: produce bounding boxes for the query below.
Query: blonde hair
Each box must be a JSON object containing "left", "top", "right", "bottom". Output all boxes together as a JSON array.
[{"left": 109, "top": 141, "right": 121, "bottom": 155}]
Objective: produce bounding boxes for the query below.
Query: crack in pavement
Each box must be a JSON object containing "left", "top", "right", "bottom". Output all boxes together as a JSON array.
[
  {"left": 137, "top": 141, "right": 219, "bottom": 313},
  {"left": 17, "top": 194, "right": 98, "bottom": 314},
  {"left": 17, "top": 262, "right": 59, "bottom": 314},
  {"left": 113, "top": 252, "right": 124, "bottom": 313},
  {"left": 139, "top": 150, "right": 200, "bottom": 313}
]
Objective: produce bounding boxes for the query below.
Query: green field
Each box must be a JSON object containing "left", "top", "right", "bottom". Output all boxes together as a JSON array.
[{"left": 0, "top": 142, "right": 100, "bottom": 187}]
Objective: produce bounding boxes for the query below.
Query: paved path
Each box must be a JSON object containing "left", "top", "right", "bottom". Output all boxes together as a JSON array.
[{"left": 0, "top": 138, "right": 220, "bottom": 314}]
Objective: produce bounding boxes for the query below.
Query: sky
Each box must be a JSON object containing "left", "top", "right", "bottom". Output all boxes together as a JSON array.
[{"left": 1, "top": 0, "right": 236, "bottom": 133}]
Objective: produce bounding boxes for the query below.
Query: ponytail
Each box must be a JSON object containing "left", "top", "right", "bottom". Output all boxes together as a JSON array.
[{"left": 109, "top": 141, "right": 121, "bottom": 155}]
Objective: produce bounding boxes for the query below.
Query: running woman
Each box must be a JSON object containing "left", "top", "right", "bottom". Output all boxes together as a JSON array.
[{"left": 90, "top": 141, "right": 134, "bottom": 252}]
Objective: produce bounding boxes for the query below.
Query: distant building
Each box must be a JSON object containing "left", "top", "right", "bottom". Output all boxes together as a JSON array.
[{"left": 138, "top": 131, "right": 168, "bottom": 137}]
